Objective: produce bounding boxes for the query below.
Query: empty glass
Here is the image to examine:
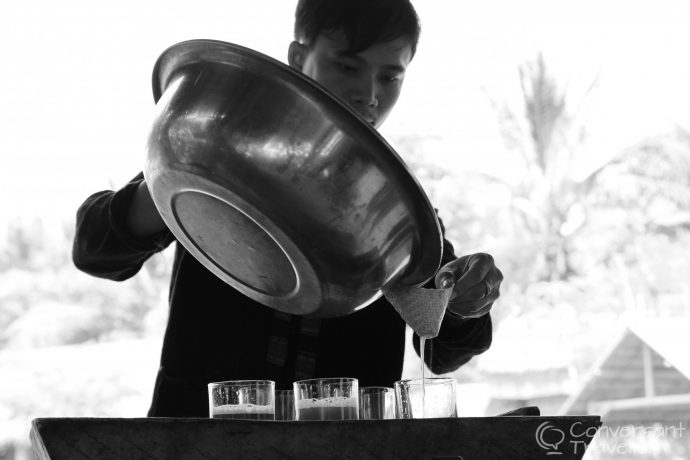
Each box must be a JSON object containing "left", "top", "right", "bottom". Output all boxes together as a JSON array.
[
  {"left": 359, "top": 386, "right": 396, "bottom": 420},
  {"left": 275, "top": 389, "right": 295, "bottom": 421}
]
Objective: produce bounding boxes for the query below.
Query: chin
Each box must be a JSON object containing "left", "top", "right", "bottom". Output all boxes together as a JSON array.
[{"left": 373, "top": 118, "right": 387, "bottom": 130}]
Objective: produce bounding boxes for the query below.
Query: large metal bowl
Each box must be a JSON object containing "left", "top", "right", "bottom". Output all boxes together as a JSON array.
[{"left": 144, "top": 39, "right": 442, "bottom": 317}]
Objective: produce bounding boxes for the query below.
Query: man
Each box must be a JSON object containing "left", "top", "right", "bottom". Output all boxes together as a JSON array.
[{"left": 73, "top": 0, "right": 502, "bottom": 417}]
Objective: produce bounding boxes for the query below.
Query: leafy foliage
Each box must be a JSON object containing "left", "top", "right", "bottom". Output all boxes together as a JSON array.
[
  {"left": 0, "top": 217, "right": 171, "bottom": 350},
  {"left": 392, "top": 55, "right": 690, "bottom": 382}
]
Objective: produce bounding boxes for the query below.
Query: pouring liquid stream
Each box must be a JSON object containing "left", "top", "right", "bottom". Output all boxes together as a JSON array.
[
  {"left": 420, "top": 337, "right": 426, "bottom": 419},
  {"left": 385, "top": 272, "right": 453, "bottom": 419},
  {"left": 418, "top": 272, "right": 450, "bottom": 419},
  {"left": 419, "top": 336, "right": 433, "bottom": 419}
]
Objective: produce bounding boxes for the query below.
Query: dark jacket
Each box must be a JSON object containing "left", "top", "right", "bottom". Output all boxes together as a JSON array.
[{"left": 73, "top": 172, "right": 492, "bottom": 417}]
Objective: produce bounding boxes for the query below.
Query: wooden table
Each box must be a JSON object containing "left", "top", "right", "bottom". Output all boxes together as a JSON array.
[{"left": 31, "top": 415, "right": 601, "bottom": 460}]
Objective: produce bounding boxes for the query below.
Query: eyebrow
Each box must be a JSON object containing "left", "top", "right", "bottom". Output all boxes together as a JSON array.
[
  {"left": 335, "top": 51, "right": 407, "bottom": 73},
  {"left": 382, "top": 64, "right": 406, "bottom": 73}
]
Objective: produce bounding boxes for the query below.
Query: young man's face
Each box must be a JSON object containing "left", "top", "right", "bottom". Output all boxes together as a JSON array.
[{"left": 288, "top": 30, "right": 413, "bottom": 129}]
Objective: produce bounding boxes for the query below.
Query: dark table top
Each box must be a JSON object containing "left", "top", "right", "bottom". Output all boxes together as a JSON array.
[{"left": 31, "top": 414, "right": 601, "bottom": 460}]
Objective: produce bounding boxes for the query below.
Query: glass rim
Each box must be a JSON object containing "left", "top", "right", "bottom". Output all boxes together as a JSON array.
[
  {"left": 359, "top": 386, "right": 394, "bottom": 392},
  {"left": 207, "top": 379, "right": 276, "bottom": 388},
  {"left": 293, "top": 377, "right": 358, "bottom": 385},
  {"left": 394, "top": 377, "right": 456, "bottom": 386}
]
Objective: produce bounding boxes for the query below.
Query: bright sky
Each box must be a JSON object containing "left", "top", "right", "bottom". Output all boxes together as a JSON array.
[{"left": 1, "top": 0, "right": 689, "bottom": 223}]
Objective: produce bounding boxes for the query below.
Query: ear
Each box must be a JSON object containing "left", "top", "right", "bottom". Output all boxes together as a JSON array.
[{"left": 288, "top": 41, "right": 306, "bottom": 70}]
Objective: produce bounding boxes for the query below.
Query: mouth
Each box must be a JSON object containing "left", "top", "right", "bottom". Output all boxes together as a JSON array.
[
  {"left": 363, "top": 116, "right": 377, "bottom": 127},
  {"left": 353, "top": 110, "right": 377, "bottom": 127}
]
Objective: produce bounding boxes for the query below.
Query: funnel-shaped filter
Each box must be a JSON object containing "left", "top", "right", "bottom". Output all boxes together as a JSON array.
[{"left": 384, "top": 284, "right": 453, "bottom": 339}]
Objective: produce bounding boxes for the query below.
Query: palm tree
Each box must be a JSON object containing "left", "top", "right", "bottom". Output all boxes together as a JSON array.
[
  {"left": 486, "top": 53, "right": 690, "bottom": 316},
  {"left": 599, "top": 125, "right": 690, "bottom": 236},
  {"left": 487, "top": 53, "right": 609, "bottom": 281}
]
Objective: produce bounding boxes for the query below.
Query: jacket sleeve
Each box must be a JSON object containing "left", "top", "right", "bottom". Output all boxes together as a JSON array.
[
  {"left": 412, "top": 213, "right": 493, "bottom": 374},
  {"left": 72, "top": 172, "right": 175, "bottom": 281}
]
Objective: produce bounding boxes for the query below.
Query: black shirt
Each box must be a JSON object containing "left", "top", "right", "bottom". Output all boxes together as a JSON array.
[{"left": 72, "top": 172, "right": 492, "bottom": 417}]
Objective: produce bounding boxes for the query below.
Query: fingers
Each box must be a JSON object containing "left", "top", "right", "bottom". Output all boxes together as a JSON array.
[
  {"left": 434, "top": 255, "right": 471, "bottom": 289},
  {"left": 438, "top": 253, "right": 503, "bottom": 319},
  {"left": 437, "top": 253, "right": 500, "bottom": 293},
  {"left": 447, "top": 282, "right": 498, "bottom": 318},
  {"left": 446, "top": 300, "right": 493, "bottom": 319},
  {"left": 458, "top": 280, "right": 498, "bottom": 302},
  {"left": 447, "top": 285, "right": 499, "bottom": 317}
]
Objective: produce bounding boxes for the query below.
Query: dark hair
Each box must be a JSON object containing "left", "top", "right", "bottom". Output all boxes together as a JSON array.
[{"left": 294, "top": 0, "right": 421, "bottom": 57}]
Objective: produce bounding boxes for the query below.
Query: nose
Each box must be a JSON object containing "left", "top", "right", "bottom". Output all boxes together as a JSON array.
[
  {"left": 350, "top": 93, "right": 379, "bottom": 108},
  {"left": 349, "top": 80, "right": 379, "bottom": 108}
]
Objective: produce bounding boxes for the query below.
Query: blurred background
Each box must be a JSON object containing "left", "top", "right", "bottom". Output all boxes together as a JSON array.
[{"left": 1, "top": 0, "right": 689, "bottom": 458}]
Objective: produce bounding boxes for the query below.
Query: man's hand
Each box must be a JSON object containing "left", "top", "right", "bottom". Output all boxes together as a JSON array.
[{"left": 434, "top": 253, "right": 503, "bottom": 319}]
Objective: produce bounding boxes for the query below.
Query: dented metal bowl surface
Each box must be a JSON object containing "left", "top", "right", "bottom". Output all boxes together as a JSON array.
[{"left": 144, "top": 39, "right": 442, "bottom": 317}]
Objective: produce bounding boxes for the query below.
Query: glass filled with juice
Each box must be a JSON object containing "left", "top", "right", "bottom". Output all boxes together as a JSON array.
[
  {"left": 293, "top": 377, "right": 359, "bottom": 421},
  {"left": 394, "top": 377, "right": 457, "bottom": 419},
  {"left": 208, "top": 379, "right": 275, "bottom": 420}
]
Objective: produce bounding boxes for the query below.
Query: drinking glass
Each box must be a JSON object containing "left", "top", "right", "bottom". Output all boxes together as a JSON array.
[
  {"left": 359, "top": 386, "right": 396, "bottom": 420},
  {"left": 293, "top": 377, "right": 359, "bottom": 420},
  {"left": 208, "top": 379, "right": 275, "bottom": 419},
  {"left": 394, "top": 378, "right": 457, "bottom": 419},
  {"left": 275, "top": 389, "right": 295, "bottom": 421}
]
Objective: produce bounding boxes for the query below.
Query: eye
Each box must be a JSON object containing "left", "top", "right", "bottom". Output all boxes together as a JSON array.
[
  {"left": 381, "top": 74, "right": 402, "bottom": 85},
  {"left": 335, "top": 61, "right": 358, "bottom": 74}
]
